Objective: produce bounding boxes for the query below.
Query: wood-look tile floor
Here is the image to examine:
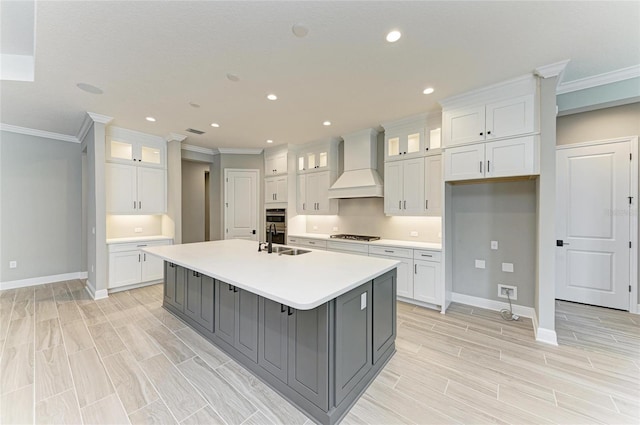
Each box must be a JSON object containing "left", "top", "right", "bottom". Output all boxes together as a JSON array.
[{"left": 1, "top": 280, "right": 638, "bottom": 425}]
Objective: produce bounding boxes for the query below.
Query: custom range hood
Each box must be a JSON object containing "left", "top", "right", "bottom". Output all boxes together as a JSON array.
[{"left": 328, "top": 128, "right": 383, "bottom": 198}]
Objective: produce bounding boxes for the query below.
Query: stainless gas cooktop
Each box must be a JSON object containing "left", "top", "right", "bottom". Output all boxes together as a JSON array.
[{"left": 330, "top": 234, "right": 380, "bottom": 242}]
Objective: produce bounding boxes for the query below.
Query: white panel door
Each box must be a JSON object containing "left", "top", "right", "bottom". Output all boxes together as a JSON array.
[
  {"left": 384, "top": 162, "right": 403, "bottom": 214},
  {"left": 485, "top": 136, "right": 535, "bottom": 178},
  {"left": 414, "top": 260, "right": 441, "bottom": 305},
  {"left": 106, "top": 163, "right": 137, "bottom": 213},
  {"left": 485, "top": 94, "right": 535, "bottom": 140},
  {"left": 444, "top": 144, "right": 485, "bottom": 181},
  {"left": 137, "top": 167, "right": 165, "bottom": 213},
  {"left": 402, "top": 158, "right": 425, "bottom": 215},
  {"left": 424, "top": 155, "right": 442, "bottom": 216},
  {"left": 443, "top": 105, "right": 485, "bottom": 147},
  {"left": 225, "top": 169, "right": 259, "bottom": 240},
  {"left": 556, "top": 141, "right": 631, "bottom": 310},
  {"left": 108, "top": 251, "right": 141, "bottom": 288}
]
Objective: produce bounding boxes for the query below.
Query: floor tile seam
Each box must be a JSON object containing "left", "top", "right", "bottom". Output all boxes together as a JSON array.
[
  {"left": 554, "top": 389, "right": 638, "bottom": 420},
  {"left": 361, "top": 391, "right": 436, "bottom": 425},
  {"left": 52, "top": 307, "right": 84, "bottom": 424},
  {"left": 419, "top": 323, "right": 505, "bottom": 356}
]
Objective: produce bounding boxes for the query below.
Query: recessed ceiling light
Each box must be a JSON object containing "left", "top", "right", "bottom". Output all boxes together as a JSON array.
[
  {"left": 189, "top": 102, "right": 201, "bottom": 108},
  {"left": 210, "top": 123, "right": 220, "bottom": 128},
  {"left": 267, "top": 94, "right": 278, "bottom": 101},
  {"left": 323, "top": 121, "right": 331, "bottom": 126},
  {"left": 226, "top": 73, "right": 240, "bottom": 82},
  {"left": 386, "top": 30, "right": 401, "bottom": 43},
  {"left": 266, "top": 139, "right": 274, "bottom": 144},
  {"left": 423, "top": 87, "right": 435, "bottom": 95},
  {"left": 292, "top": 23, "right": 309, "bottom": 38},
  {"left": 146, "top": 117, "right": 156, "bottom": 122},
  {"left": 76, "top": 83, "right": 103, "bottom": 94}
]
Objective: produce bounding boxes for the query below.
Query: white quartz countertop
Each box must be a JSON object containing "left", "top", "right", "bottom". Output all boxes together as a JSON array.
[
  {"left": 143, "top": 239, "right": 399, "bottom": 310},
  {"left": 107, "top": 235, "right": 173, "bottom": 244},
  {"left": 289, "top": 233, "right": 442, "bottom": 251}
]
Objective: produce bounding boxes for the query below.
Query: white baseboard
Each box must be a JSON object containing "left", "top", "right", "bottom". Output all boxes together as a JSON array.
[
  {"left": 535, "top": 326, "right": 558, "bottom": 346},
  {"left": 0, "top": 271, "right": 88, "bottom": 290},
  {"left": 84, "top": 283, "right": 108, "bottom": 300},
  {"left": 451, "top": 292, "right": 535, "bottom": 318}
]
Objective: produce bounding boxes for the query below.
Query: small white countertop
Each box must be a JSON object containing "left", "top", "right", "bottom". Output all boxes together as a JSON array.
[
  {"left": 289, "top": 233, "right": 442, "bottom": 251},
  {"left": 107, "top": 235, "right": 173, "bottom": 244},
  {"left": 143, "top": 239, "right": 399, "bottom": 310}
]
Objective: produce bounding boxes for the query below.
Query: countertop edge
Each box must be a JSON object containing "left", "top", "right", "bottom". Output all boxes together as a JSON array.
[{"left": 288, "top": 233, "right": 442, "bottom": 251}]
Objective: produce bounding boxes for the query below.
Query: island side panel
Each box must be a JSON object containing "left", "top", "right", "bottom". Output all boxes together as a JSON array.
[{"left": 372, "top": 269, "right": 397, "bottom": 363}]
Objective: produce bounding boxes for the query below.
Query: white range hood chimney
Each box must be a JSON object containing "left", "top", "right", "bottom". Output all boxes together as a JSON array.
[{"left": 328, "top": 128, "right": 383, "bottom": 198}]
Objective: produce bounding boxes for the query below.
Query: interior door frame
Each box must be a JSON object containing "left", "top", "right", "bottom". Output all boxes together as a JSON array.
[
  {"left": 556, "top": 136, "right": 638, "bottom": 313},
  {"left": 223, "top": 168, "right": 260, "bottom": 240}
]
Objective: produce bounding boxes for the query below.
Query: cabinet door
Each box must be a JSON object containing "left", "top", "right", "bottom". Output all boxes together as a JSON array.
[
  {"left": 164, "top": 262, "right": 176, "bottom": 305},
  {"left": 385, "top": 134, "right": 403, "bottom": 161},
  {"left": 137, "top": 167, "right": 165, "bottom": 214},
  {"left": 369, "top": 255, "right": 413, "bottom": 299},
  {"left": 372, "top": 270, "right": 396, "bottom": 364},
  {"left": 185, "top": 272, "right": 214, "bottom": 332},
  {"left": 275, "top": 176, "right": 288, "bottom": 202},
  {"left": 402, "top": 158, "right": 425, "bottom": 215},
  {"left": 236, "top": 289, "right": 259, "bottom": 363},
  {"left": 443, "top": 105, "right": 485, "bottom": 147},
  {"left": 424, "top": 155, "right": 443, "bottom": 216},
  {"left": 444, "top": 144, "right": 485, "bottom": 181},
  {"left": 265, "top": 178, "right": 277, "bottom": 204},
  {"left": 215, "top": 281, "right": 236, "bottom": 347},
  {"left": 108, "top": 251, "right": 141, "bottom": 288},
  {"left": 485, "top": 136, "right": 536, "bottom": 178},
  {"left": 384, "top": 162, "right": 403, "bottom": 215},
  {"left": 288, "top": 304, "right": 329, "bottom": 410},
  {"left": 141, "top": 252, "right": 164, "bottom": 282},
  {"left": 273, "top": 151, "right": 288, "bottom": 175},
  {"left": 414, "top": 260, "right": 441, "bottom": 305},
  {"left": 314, "top": 171, "right": 332, "bottom": 213},
  {"left": 107, "top": 139, "right": 135, "bottom": 163},
  {"left": 106, "top": 163, "right": 137, "bottom": 214},
  {"left": 405, "top": 129, "right": 424, "bottom": 158},
  {"left": 138, "top": 142, "right": 165, "bottom": 168},
  {"left": 296, "top": 174, "right": 307, "bottom": 213},
  {"left": 164, "top": 263, "right": 185, "bottom": 312},
  {"left": 485, "top": 94, "right": 535, "bottom": 140},
  {"left": 305, "top": 173, "right": 320, "bottom": 212},
  {"left": 335, "top": 282, "right": 372, "bottom": 404},
  {"left": 258, "top": 298, "right": 288, "bottom": 383},
  {"left": 265, "top": 155, "right": 277, "bottom": 176}
]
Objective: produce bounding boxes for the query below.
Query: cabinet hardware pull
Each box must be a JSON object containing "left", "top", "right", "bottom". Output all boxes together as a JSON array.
[
  {"left": 384, "top": 250, "right": 394, "bottom": 253},
  {"left": 287, "top": 306, "right": 294, "bottom": 316},
  {"left": 134, "top": 201, "right": 136, "bottom": 209},
  {"left": 139, "top": 201, "right": 141, "bottom": 209},
  {"left": 138, "top": 254, "right": 141, "bottom": 262},
  {"left": 281, "top": 304, "right": 286, "bottom": 313},
  {"left": 487, "top": 160, "right": 490, "bottom": 172},
  {"left": 480, "top": 161, "right": 483, "bottom": 173},
  {"left": 421, "top": 254, "right": 432, "bottom": 257},
  {"left": 415, "top": 264, "right": 417, "bottom": 274},
  {"left": 233, "top": 286, "right": 238, "bottom": 293},
  {"left": 398, "top": 200, "right": 401, "bottom": 209},
  {"left": 303, "top": 202, "right": 305, "bottom": 210},
  {"left": 144, "top": 253, "right": 146, "bottom": 261},
  {"left": 403, "top": 200, "right": 406, "bottom": 209},
  {"left": 425, "top": 200, "right": 428, "bottom": 209},
  {"left": 228, "top": 284, "right": 233, "bottom": 291}
]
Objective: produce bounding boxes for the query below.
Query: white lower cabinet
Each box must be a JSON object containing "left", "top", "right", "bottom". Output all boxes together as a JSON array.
[
  {"left": 287, "top": 236, "right": 326, "bottom": 250},
  {"left": 414, "top": 259, "right": 441, "bottom": 305},
  {"left": 108, "top": 239, "right": 172, "bottom": 289},
  {"left": 370, "top": 254, "right": 414, "bottom": 298}
]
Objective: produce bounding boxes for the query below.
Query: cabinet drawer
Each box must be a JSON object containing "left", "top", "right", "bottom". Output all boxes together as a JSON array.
[
  {"left": 108, "top": 239, "right": 171, "bottom": 253},
  {"left": 413, "top": 250, "right": 441, "bottom": 262},
  {"left": 298, "top": 238, "right": 327, "bottom": 249},
  {"left": 326, "top": 241, "right": 369, "bottom": 255},
  {"left": 368, "top": 245, "right": 412, "bottom": 259}
]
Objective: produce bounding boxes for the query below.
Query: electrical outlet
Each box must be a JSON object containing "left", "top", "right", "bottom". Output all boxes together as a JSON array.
[
  {"left": 491, "top": 240, "right": 498, "bottom": 250},
  {"left": 312, "top": 225, "right": 318, "bottom": 230},
  {"left": 9, "top": 261, "right": 17, "bottom": 269},
  {"left": 502, "top": 262, "right": 514, "bottom": 273},
  {"left": 410, "top": 231, "right": 419, "bottom": 237},
  {"left": 91, "top": 265, "right": 94, "bottom": 273},
  {"left": 498, "top": 284, "right": 518, "bottom": 300},
  {"left": 475, "top": 259, "right": 486, "bottom": 269},
  {"left": 134, "top": 227, "right": 143, "bottom": 233},
  {"left": 332, "top": 227, "right": 339, "bottom": 232}
]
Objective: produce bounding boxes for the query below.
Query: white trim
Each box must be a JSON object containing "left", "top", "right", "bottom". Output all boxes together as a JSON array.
[
  {"left": 535, "top": 327, "right": 559, "bottom": 346},
  {"left": 555, "top": 136, "right": 636, "bottom": 151},
  {"left": 86, "top": 112, "right": 114, "bottom": 125},
  {"left": 556, "top": 64, "right": 640, "bottom": 95},
  {"left": 633, "top": 305, "right": 640, "bottom": 316},
  {"left": 629, "top": 137, "right": 638, "bottom": 314},
  {"left": 77, "top": 113, "right": 94, "bottom": 142},
  {"left": 451, "top": 292, "right": 536, "bottom": 319},
  {"left": 218, "top": 147, "right": 264, "bottom": 155},
  {"left": 84, "top": 284, "right": 108, "bottom": 300},
  {"left": 439, "top": 74, "right": 536, "bottom": 109},
  {"left": 166, "top": 133, "right": 187, "bottom": 143},
  {"left": 557, "top": 97, "right": 640, "bottom": 117},
  {"left": 107, "top": 126, "right": 165, "bottom": 144},
  {"left": 0, "top": 123, "right": 79, "bottom": 143},
  {"left": 535, "top": 59, "right": 570, "bottom": 81},
  {"left": 182, "top": 143, "right": 218, "bottom": 155},
  {"left": 0, "top": 271, "right": 88, "bottom": 290}
]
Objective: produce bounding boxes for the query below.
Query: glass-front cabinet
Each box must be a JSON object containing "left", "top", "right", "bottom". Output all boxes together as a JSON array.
[
  {"left": 106, "top": 127, "right": 166, "bottom": 168},
  {"left": 383, "top": 113, "right": 441, "bottom": 162},
  {"left": 297, "top": 146, "right": 330, "bottom": 173}
]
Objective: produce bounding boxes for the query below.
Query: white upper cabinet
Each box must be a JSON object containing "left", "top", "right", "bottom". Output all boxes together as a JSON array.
[
  {"left": 106, "top": 127, "right": 166, "bottom": 168},
  {"left": 444, "top": 136, "right": 538, "bottom": 182},
  {"left": 265, "top": 176, "right": 288, "bottom": 203},
  {"left": 441, "top": 75, "right": 538, "bottom": 149},
  {"left": 297, "top": 171, "right": 337, "bottom": 215},
  {"left": 384, "top": 158, "right": 425, "bottom": 216},
  {"left": 264, "top": 148, "right": 288, "bottom": 176},
  {"left": 106, "top": 163, "right": 166, "bottom": 214},
  {"left": 424, "top": 154, "right": 442, "bottom": 216},
  {"left": 297, "top": 145, "right": 331, "bottom": 173},
  {"left": 383, "top": 112, "right": 442, "bottom": 162}
]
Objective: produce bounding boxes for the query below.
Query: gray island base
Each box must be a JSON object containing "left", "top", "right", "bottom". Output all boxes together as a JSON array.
[{"left": 162, "top": 262, "right": 396, "bottom": 425}]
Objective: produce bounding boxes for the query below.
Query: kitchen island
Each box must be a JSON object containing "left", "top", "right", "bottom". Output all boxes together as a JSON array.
[{"left": 143, "top": 239, "right": 398, "bottom": 425}]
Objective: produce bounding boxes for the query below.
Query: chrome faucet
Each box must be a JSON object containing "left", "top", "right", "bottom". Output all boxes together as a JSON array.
[{"left": 267, "top": 223, "right": 277, "bottom": 253}]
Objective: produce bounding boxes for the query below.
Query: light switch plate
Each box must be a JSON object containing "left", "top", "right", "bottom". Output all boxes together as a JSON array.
[
  {"left": 491, "top": 241, "right": 498, "bottom": 250},
  {"left": 9, "top": 261, "right": 17, "bottom": 269},
  {"left": 361, "top": 293, "right": 367, "bottom": 310},
  {"left": 475, "top": 259, "right": 486, "bottom": 269},
  {"left": 502, "top": 262, "right": 514, "bottom": 272}
]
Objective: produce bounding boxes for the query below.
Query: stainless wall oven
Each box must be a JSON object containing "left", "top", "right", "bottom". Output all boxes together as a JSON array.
[{"left": 265, "top": 208, "right": 286, "bottom": 245}]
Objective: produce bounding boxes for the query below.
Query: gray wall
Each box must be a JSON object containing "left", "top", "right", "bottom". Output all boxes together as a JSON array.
[
  {"left": 557, "top": 102, "right": 640, "bottom": 305},
  {"left": 182, "top": 160, "right": 210, "bottom": 243},
  {"left": 451, "top": 180, "right": 537, "bottom": 308},
  {"left": 0, "top": 131, "right": 82, "bottom": 282}
]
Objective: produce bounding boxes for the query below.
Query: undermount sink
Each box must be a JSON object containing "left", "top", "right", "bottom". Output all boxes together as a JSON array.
[
  {"left": 269, "top": 245, "right": 291, "bottom": 253},
  {"left": 278, "top": 248, "right": 311, "bottom": 256}
]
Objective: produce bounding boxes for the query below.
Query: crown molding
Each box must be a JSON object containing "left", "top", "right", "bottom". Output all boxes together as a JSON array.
[
  {"left": 217, "top": 147, "right": 264, "bottom": 155},
  {"left": 181, "top": 143, "right": 218, "bottom": 155},
  {"left": 86, "top": 112, "right": 114, "bottom": 124},
  {"left": 439, "top": 73, "right": 536, "bottom": 109},
  {"left": 0, "top": 123, "right": 79, "bottom": 143},
  {"left": 534, "top": 59, "right": 571, "bottom": 80},
  {"left": 166, "top": 133, "right": 187, "bottom": 143},
  {"left": 557, "top": 64, "right": 640, "bottom": 95}
]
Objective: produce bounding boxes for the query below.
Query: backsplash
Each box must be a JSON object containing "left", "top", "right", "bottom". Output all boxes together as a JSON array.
[
  {"left": 304, "top": 198, "right": 442, "bottom": 242},
  {"left": 107, "top": 215, "right": 164, "bottom": 239}
]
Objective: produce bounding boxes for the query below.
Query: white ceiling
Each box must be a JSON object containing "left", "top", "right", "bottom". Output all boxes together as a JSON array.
[{"left": 1, "top": 1, "right": 639, "bottom": 149}]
